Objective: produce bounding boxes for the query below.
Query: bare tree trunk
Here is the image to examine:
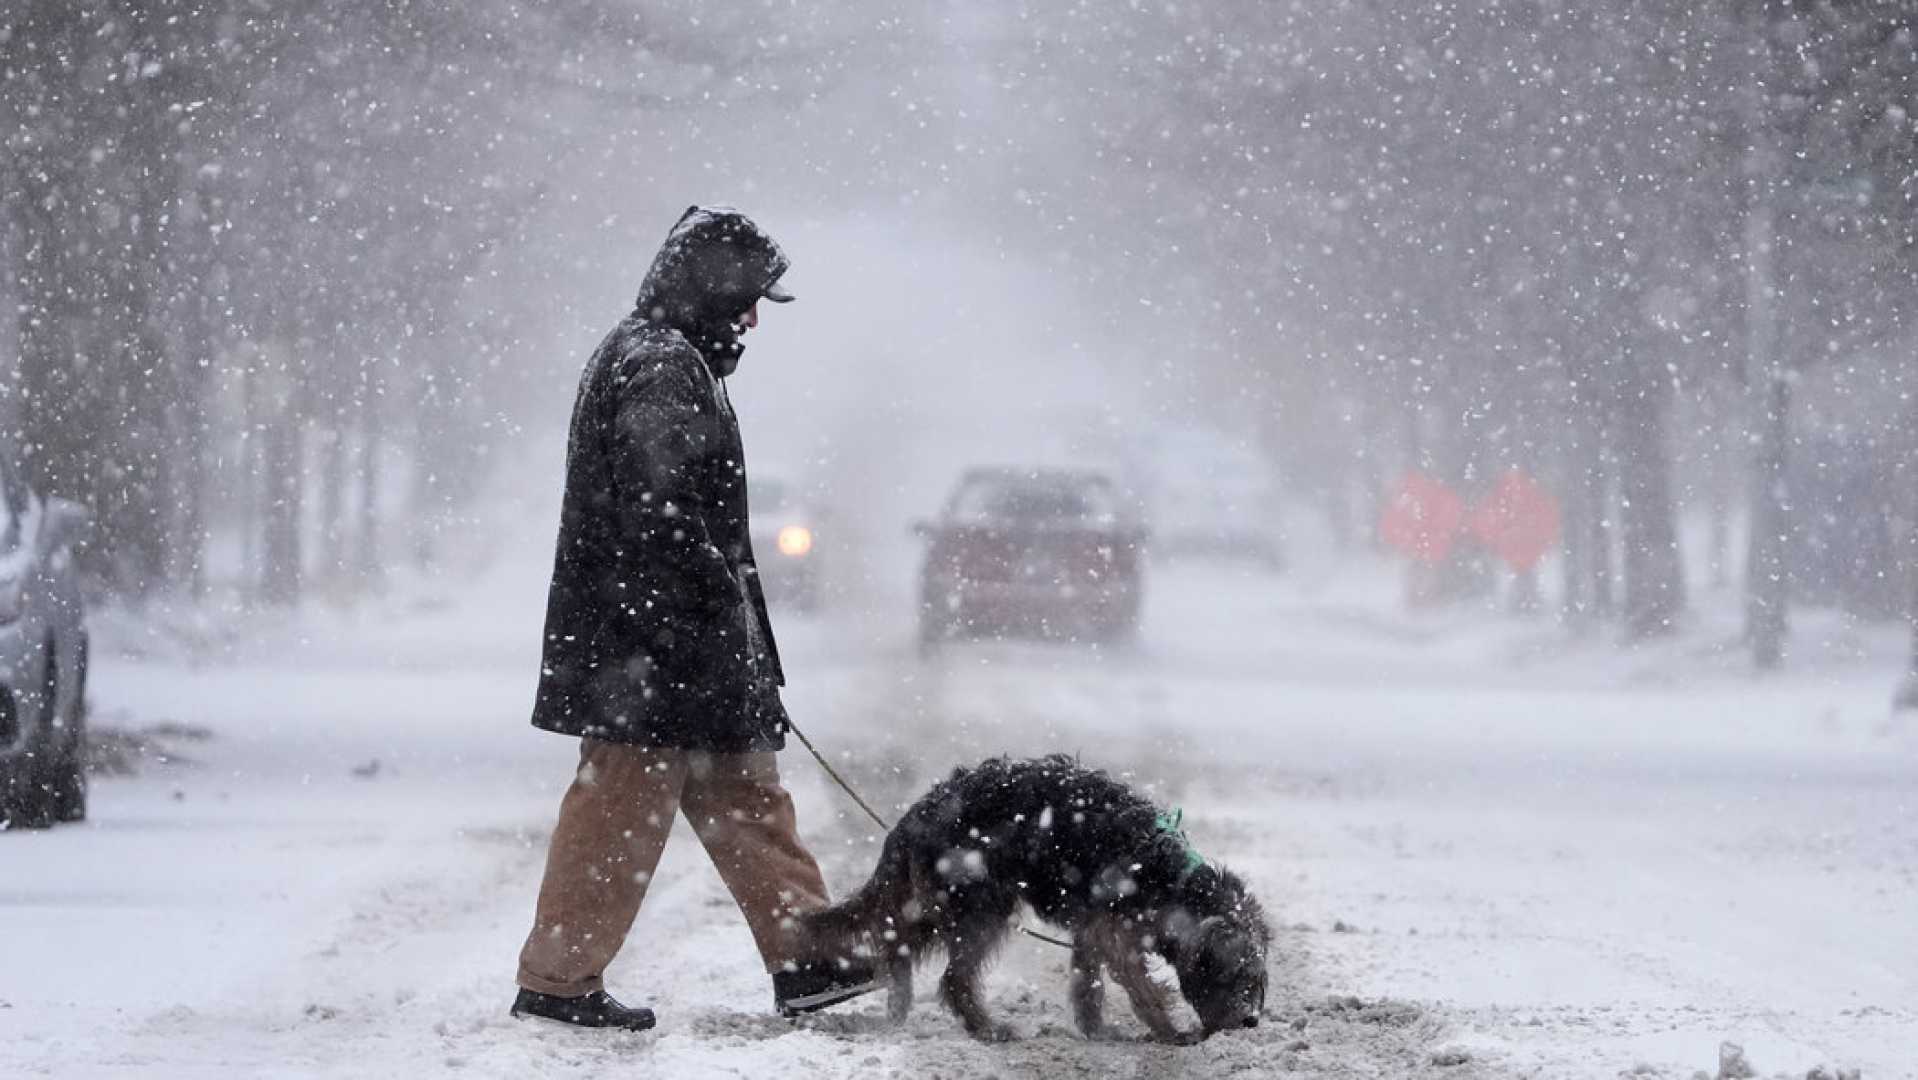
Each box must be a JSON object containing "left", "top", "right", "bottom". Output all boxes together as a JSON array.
[
  {"left": 1707, "top": 471, "right": 1733, "bottom": 590},
  {"left": 1895, "top": 400, "right": 1918, "bottom": 709},
  {"left": 260, "top": 417, "right": 304, "bottom": 606},
  {"left": 1745, "top": 373, "right": 1790, "bottom": 669},
  {"left": 96, "top": 15, "right": 182, "bottom": 599},
  {"left": 0, "top": 218, "right": 14, "bottom": 433},
  {"left": 1741, "top": 7, "right": 1788, "bottom": 670},
  {"left": 239, "top": 364, "right": 259, "bottom": 602},
  {"left": 1559, "top": 449, "right": 1589, "bottom": 623},
  {"left": 356, "top": 379, "right": 383, "bottom": 589},
  {"left": 1699, "top": 383, "right": 1736, "bottom": 590},
  {"left": 1742, "top": 170, "right": 1788, "bottom": 669},
  {"left": 410, "top": 374, "right": 441, "bottom": 571},
  {"left": 1561, "top": 372, "right": 1613, "bottom": 628},
  {"left": 15, "top": 132, "right": 106, "bottom": 571},
  {"left": 1615, "top": 356, "right": 1687, "bottom": 639},
  {"left": 1899, "top": 560, "right": 1918, "bottom": 710},
  {"left": 318, "top": 425, "right": 347, "bottom": 591},
  {"left": 176, "top": 369, "right": 211, "bottom": 600},
  {"left": 1589, "top": 436, "right": 1616, "bottom": 621},
  {"left": 172, "top": 182, "right": 222, "bottom": 602}
]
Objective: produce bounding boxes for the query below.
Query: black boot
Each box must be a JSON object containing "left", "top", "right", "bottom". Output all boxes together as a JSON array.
[
  {"left": 511, "top": 988, "right": 657, "bottom": 1031},
  {"left": 774, "top": 960, "right": 879, "bottom": 1017}
]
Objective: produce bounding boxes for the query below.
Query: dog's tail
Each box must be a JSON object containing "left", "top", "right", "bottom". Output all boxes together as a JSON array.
[{"left": 804, "top": 828, "right": 914, "bottom": 959}]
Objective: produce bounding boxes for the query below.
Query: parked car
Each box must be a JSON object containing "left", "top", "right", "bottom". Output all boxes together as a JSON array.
[
  {"left": 0, "top": 460, "right": 91, "bottom": 830},
  {"left": 1128, "top": 427, "right": 1285, "bottom": 569},
  {"left": 749, "top": 474, "right": 828, "bottom": 614},
  {"left": 915, "top": 467, "right": 1145, "bottom": 649}
]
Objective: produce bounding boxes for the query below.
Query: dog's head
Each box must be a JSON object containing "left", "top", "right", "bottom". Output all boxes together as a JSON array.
[{"left": 1164, "top": 868, "right": 1270, "bottom": 1036}]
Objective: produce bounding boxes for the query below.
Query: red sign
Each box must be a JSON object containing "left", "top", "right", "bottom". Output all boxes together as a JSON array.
[
  {"left": 1469, "top": 468, "right": 1560, "bottom": 572},
  {"left": 1379, "top": 471, "right": 1466, "bottom": 565}
]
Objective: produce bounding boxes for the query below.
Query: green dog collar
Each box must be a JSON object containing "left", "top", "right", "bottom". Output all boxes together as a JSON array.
[{"left": 1154, "top": 807, "right": 1207, "bottom": 876}]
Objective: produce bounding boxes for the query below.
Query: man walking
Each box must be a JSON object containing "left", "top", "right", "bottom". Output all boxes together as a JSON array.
[{"left": 512, "top": 206, "right": 874, "bottom": 1031}]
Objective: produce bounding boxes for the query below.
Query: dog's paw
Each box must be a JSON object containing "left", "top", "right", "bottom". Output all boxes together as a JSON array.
[
  {"left": 970, "top": 1021, "right": 1018, "bottom": 1043},
  {"left": 1075, "top": 1022, "right": 1120, "bottom": 1042},
  {"left": 1163, "top": 1028, "right": 1205, "bottom": 1046}
]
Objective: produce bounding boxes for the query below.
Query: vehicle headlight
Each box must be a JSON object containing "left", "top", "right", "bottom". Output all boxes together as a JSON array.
[{"left": 776, "top": 525, "right": 814, "bottom": 557}]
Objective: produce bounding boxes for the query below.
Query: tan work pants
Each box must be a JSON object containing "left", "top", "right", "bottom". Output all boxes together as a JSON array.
[{"left": 516, "top": 739, "right": 830, "bottom": 997}]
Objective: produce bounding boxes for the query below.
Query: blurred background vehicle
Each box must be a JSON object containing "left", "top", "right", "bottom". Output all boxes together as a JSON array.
[
  {"left": 1127, "top": 427, "right": 1286, "bottom": 571},
  {"left": 914, "top": 466, "right": 1146, "bottom": 650},
  {"left": 749, "top": 473, "right": 830, "bottom": 615},
  {"left": 0, "top": 455, "right": 92, "bottom": 830}
]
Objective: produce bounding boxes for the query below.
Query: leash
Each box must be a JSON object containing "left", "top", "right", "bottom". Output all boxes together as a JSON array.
[
  {"left": 787, "top": 718, "right": 1074, "bottom": 951},
  {"left": 786, "top": 718, "right": 897, "bottom": 836}
]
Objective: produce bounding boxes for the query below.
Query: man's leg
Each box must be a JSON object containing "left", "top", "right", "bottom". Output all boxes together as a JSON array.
[
  {"left": 516, "top": 740, "right": 686, "bottom": 997},
  {"left": 677, "top": 750, "right": 830, "bottom": 973}
]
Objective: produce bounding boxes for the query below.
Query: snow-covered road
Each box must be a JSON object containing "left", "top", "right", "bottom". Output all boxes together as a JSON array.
[{"left": 4, "top": 532, "right": 1914, "bottom": 1079}]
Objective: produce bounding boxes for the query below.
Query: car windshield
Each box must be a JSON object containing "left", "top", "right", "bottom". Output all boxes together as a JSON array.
[{"left": 949, "top": 474, "right": 1119, "bottom": 526}]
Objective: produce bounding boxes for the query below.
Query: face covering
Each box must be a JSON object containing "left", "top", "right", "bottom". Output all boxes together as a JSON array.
[{"left": 690, "top": 316, "right": 746, "bottom": 377}]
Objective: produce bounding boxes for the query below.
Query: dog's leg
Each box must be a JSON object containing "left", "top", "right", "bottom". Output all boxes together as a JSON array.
[
  {"left": 1106, "top": 934, "right": 1196, "bottom": 1044},
  {"left": 885, "top": 941, "right": 914, "bottom": 1024},
  {"left": 937, "top": 916, "right": 1012, "bottom": 1042},
  {"left": 1069, "top": 930, "right": 1109, "bottom": 1038}
]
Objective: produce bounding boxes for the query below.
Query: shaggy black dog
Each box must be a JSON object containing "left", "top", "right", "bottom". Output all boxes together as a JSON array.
[{"left": 803, "top": 755, "right": 1269, "bottom": 1043}]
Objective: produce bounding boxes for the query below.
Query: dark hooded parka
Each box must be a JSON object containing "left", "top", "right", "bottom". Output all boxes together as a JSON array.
[{"left": 531, "top": 206, "right": 793, "bottom": 751}]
